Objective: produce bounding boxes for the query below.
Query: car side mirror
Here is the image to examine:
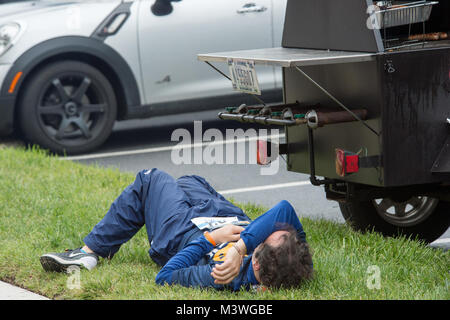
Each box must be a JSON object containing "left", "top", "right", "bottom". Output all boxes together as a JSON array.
[{"left": 151, "top": 0, "right": 173, "bottom": 16}]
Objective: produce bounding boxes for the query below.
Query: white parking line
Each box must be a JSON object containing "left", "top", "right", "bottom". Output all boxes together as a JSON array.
[
  {"left": 61, "top": 133, "right": 285, "bottom": 161},
  {"left": 218, "top": 180, "right": 311, "bottom": 195}
]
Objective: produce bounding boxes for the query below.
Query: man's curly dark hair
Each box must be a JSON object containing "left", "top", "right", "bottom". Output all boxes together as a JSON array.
[{"left": 254, "top": 229, "right": 313, "bottom": 289}]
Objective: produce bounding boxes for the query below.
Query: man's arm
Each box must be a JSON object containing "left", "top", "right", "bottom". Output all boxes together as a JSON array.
[
  {"left": 211, "top": 200, "right": 305, "bottom": 284},
  {"left": 240, "top": 200, "right": 306, "bottom": 254},
  {"left": 155, "top": 235, "right": 220, "bottom": 288},
  {"left": 155, "top": 225, "right": 244, "bottom": 288}
]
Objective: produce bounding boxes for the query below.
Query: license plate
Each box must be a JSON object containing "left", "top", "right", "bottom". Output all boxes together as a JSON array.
[{"left": 227, "top": 58, "right": 261, "bottom": 95}]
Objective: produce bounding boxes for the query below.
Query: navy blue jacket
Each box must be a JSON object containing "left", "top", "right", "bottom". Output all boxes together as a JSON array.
[{"left": 155, "top": 200, "right": 307, "bottom": 291}]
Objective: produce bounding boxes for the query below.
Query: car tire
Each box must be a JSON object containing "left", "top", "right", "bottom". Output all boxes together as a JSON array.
[
  {"left": 18, "top": 60, "right": 117, "bottom": 155},
  {"left": 339, "top": 196, "right": 450, "bottom": 243}
]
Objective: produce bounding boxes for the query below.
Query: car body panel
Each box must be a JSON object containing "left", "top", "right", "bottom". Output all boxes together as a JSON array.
[
  {"left": 0, "top": 36, "right": 142, "bottom": 113},
  {"left": 0, "top": 0, "right": 287, "bottom": 143},
  {"left": 103, "top": 1, "right": 146, "bottom": 104},
  {"left": 0, "top": 63, "right": 12, "bottom": 86},
  {"left": 136, "top": 0, "right": 276, "bottom": 105},
  {"left": 0, "top": 1, "right": 121, "bottom": 63}
]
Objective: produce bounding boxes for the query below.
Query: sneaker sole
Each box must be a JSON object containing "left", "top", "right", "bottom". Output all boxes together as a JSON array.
[{"left": 40, "top": 255, "right": 84, "bottom": 273}]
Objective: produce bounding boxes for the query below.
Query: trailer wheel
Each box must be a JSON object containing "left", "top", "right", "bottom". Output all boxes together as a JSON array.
[{"left": 339, "top": 196, "right": 450, "bottom": 243}]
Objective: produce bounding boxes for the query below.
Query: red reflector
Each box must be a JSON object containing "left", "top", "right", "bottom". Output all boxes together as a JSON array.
[
  {"left": 335, "top": 149, "right": 359, "bottom": 177},
  {"left": 346, "top": 154, "right": 359, "bottom": 173}
]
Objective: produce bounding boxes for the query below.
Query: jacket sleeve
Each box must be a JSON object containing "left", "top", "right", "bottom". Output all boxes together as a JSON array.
[
  {"left": 239, "top": 200, "right": 306, "bottom": 254},
  {"left": 155, "top": 235, "right": 222, "bottom": 289}
]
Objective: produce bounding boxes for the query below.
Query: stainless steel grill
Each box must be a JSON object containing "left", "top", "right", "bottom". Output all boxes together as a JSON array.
[{"left": 198, "top": 0, "right": 450, "bottom": 246}]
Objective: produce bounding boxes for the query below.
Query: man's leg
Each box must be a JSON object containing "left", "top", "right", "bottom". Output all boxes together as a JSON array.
[
  {"left": 83, "top": 168, "right": 196, "bottom": 263},
  {"left": 82, "top": 169, "right": 153, "bottom": 259},
  {"left": 41, "top": 169, "right": 194, "bottom": 271}
]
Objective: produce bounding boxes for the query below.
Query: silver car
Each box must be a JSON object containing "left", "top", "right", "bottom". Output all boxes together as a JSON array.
[{"left": 0, "top": 0, "right": 286, "bottom": 154}]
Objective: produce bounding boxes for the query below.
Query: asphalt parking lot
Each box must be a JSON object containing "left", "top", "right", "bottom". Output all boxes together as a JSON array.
[{"left": 61, "top": 109, "right": 450, "bottom": 250}]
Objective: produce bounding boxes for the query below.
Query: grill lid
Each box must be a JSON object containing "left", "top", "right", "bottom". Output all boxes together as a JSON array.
[{"left": 282, "top": 0, "right": 383, "bottom": 53}]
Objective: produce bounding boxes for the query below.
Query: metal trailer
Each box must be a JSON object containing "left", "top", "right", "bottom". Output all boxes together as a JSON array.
[{"left": 198, "top": 0, "right": 450, "bottom": 243}]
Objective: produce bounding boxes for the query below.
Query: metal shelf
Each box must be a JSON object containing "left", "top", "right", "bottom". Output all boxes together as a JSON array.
[{"left": 198, "top": 47, "right": 377, "bottom": 68}]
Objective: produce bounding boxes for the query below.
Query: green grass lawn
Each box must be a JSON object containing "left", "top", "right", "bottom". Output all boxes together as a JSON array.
[{"left": 0, "top": 146, "right": 448, "bottom": 300}]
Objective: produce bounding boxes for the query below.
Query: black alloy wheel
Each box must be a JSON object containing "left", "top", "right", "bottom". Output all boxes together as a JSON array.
[{"left": 19, "top": 60, "right": 117, "bottom": 154}]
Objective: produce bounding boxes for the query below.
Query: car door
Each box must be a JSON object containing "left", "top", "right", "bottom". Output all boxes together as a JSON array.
[{"left": 137, "top": 0, "right": 274, "bottom": 106}]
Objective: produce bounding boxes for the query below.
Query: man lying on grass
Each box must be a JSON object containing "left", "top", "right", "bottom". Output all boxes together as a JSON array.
[{"left": 40, "top": 169, "right": 313, "bottom": 290}]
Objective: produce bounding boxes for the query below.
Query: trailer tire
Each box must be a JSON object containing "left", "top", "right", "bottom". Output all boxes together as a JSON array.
[{"left": 339, "top": 197, "right": 450, "bottom": 243}]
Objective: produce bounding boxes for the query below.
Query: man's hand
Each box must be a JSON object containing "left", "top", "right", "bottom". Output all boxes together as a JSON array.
[
  {"left": 210, "top": 238, "right": 247, "bottom": 285},
  {"left": 209, "top": 224, "right": 244, "bottom": 245},
  {"left": 211, "top": 245, "right": 242, "bottom": 284}
]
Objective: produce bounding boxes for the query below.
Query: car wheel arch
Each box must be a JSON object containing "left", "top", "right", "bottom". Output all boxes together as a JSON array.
[{"left": 2, "top": 36, "right": 141, "bottom": 129}]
